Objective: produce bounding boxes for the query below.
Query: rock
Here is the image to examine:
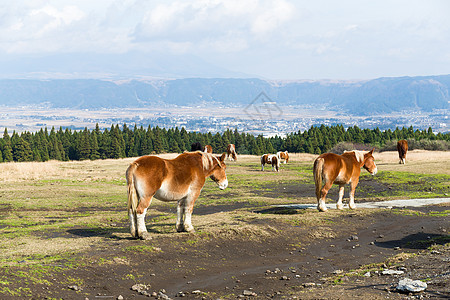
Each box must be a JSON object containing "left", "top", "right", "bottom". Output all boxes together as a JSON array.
[
  {"left": 177, "top": 291, "right": 186, "bottom": 297},
  {"left": 363, "top": 271, "right": 371, "bottom": 277},
  {"left": 382, "top": 269, "right": 404, "bottom": 275},
  {"left": 152, "top": 292, "right": 158, "bottom": 297},
  {"left": 68, "top": 285, "right": 82, "bottom": 291},
  {"left": 158, "top": 291, "right": 171, "bottom": 300},
  {"left": 117, "top": 296, "right": 124, "bottom": 300},
  {"left": 281, "top": 276, "right": 289, "bottom": 280},
  {"left": 396, "top": 278, "right": 427, "bottom": 293},
  {"left": 333, "top": 269, "right": 343, "bottom": 275},
  {"left": 131, "top": 283, "right": 149, "bottom": 293},
  {"left": 243, "top": 290, "right": 257, "bottom": 296},
  {"left": 303, "top": 282, "right": 316, "bottom": 287},
  {"left": 191, "top": 290, "right": 202, "bottom": 294},
  {"left": 349, "top": 235, "right": 359, "bottom": 241}
]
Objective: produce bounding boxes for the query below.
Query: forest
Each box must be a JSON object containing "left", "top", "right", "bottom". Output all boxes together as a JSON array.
[{"left": 0, "top": 124, "right": 448, "bottom": 162}]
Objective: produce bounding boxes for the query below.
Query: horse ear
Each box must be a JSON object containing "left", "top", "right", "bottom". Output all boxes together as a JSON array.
[
  {"left": 219, "top": 152, "right": 226, "bottom": 162},
  {"left": 369, "top": 148, "right": 375, "bottom": 155}
]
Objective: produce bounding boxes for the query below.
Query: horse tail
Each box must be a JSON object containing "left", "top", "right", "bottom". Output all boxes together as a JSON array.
[
  {"left": 126, "top": 162, "right": 139, "bottom": 214},
  {"left": 313, "top": 157, "right": 324, "bottom": 200}
]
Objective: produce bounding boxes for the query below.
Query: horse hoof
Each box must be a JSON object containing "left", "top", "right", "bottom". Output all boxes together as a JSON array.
[
  {"left": 318, "top": 207, "right": 328, "bottom": 212},
  {"left": 139, "top": 232, "right": 152, "bottom": 240}
]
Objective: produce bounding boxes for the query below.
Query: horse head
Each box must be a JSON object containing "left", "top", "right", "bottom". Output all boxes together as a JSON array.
[
  {"left": 363, "top": 149, "right": 377, "bottom": 175},
  {"left": 209, "top": 153, "right": 228, "bottom": 190}
]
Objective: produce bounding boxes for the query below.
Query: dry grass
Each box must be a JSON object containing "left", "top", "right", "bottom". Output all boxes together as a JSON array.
[{"left": 374, "top": 150, "right": 450, "bottom": 174}]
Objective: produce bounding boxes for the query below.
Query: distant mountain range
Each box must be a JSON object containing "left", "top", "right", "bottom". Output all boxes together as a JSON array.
[{"left": 0, "top": 75, "right": 448, "bottom": 115}]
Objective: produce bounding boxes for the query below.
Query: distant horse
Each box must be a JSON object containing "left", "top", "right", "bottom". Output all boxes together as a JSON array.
[
  {"left": 126, "top": 151, "right": 228, "bottom": 240},
  {"left": 313, "top": 149, "right": 377, "bottom": 212},
  {"left": 277, "top": 151, "right": 289, "bottom": 164},
  {"left": 397, "top": 140, "right": 408, "bottom": 164},
  {"left": 191, "top": 142, "right": 203, "bottom": 151},
  {"left": 226, "top": 144, "right": 237, "bottom": 161},
  {"left": 204, "top": 145, "right": 213, "bottom": 154},
  {"left": 261, "top": 154, "right": 279, "bottom": 172}
]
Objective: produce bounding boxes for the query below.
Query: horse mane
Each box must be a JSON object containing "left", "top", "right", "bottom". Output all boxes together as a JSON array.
[
  {"left": 200, "top": 151, "right": 221, "bottom": 171},
  {"left": 344, "top": 150, "right": 365, "bottom": 163}
]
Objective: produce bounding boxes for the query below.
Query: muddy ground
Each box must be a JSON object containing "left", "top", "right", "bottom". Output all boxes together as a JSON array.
[{"left": 3, "top": 204, "right": 449, "bottom": 300}]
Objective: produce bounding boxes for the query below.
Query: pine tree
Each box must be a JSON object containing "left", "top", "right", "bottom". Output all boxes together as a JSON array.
[{"left": 2, "top": 129, "right": 13, "bottom": 162}]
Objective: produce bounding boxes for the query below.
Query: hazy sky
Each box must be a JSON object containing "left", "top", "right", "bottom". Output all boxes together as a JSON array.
[{"left": 1, "top": 0, "right": 449, "bottom": 80}]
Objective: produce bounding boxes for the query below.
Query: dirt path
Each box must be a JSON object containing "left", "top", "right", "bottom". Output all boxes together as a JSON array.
[{"left": 5, "top": 204, "right": 447, "bottom": 300}]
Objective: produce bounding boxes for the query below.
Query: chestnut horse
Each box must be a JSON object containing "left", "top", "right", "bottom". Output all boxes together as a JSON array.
[
  {"left": 261, "top": 154, "right": 279, "bottom": 172},
  {"left": 277, "top": 151, "right": 289, "bottom": 164},
  {"left": 226, "top": 144, "right": 237, "bottom": 161},
  {"left": 204, "top": 145, "right": 213, "bottom": 154},
  {"left": 126, "top": 151, "right": 228, "bottom": 240},
  {"left": 397, "top": 140, "right": 408, "bottom": 164},
  {"left": 313, "top": 149, "right": 377, "bottom": 212}
]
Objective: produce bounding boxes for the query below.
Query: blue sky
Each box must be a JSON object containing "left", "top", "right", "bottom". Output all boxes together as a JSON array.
[{"left": 1, "top": 0, "right": 449, "bottom": 80}]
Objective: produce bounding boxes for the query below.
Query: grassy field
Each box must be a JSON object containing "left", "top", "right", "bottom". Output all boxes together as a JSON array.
[{"left": 0, "top": 150, "right": 448, "bottom": 297}]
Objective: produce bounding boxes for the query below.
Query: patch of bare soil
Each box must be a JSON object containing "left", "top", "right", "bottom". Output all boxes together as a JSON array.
[{"left": 3, "top": 205, "right": 449, "bottom": 299}]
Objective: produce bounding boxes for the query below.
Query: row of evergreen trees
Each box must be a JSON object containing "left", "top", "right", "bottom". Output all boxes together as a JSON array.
[{"left": 0, "top": 124, "right": 448, "bottom": 163}]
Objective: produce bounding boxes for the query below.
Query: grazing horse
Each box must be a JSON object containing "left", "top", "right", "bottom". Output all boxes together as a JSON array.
[
  {"left": 226, "top": 144, "right": 237, "bottom": 161},
  {"left": 397, "top": 140, "right": 408, "bottom": 164},
  {"left": 126, "top": 151, "right": 228, "bottom": 240},
  {"left": 277, "top": 151, "right": 289, "bottom": 164},
  {"left": 313, "top": 149, "right": 377, "bottom": 212},
  {"left": 261, "top": 154, "right": 280, "bottom": 172},
  {"left": 191, "top": 142, "right": 203, "bottom": 151},
  {"left": 204, "top": 145, "right": 213, "bottom": 154}
]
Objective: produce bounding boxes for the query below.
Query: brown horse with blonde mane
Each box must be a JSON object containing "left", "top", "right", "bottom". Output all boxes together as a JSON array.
[
  {"left": 397, "top": 140, "right": 408, "bottom": 164},
  {"left": 126, "top": 151, "right": 228, "bottom": 240},
  {"left": 226, "top": 144, "right": 237, "bottom": 161},
  {"left": 261, "top": 154, "right": 279, "bottom": 172},
  {"left": 204, "top": 145, "right": 213, "bottom": 154},
  {"left": 313, "top": 149, "right": 377, "bottom": 212}
]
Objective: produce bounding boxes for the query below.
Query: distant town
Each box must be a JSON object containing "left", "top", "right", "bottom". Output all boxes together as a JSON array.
[{"left": 1, "top": 105, "right": 448, "bottom": 136}]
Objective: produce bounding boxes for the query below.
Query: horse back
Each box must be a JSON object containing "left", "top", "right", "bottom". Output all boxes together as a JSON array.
[{"left": 318, "top": 153, "right": 354, "bottom": 183}]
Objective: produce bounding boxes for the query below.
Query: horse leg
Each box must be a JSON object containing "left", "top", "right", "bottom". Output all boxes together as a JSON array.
[
  {"left": 349, "top": 180, "right": 359, "bottom": 209},
  {"left": 336, "top": 184, "right": 345, "bottom": 210},
  {"left": 176, "top": 198, "right": 186, "bottom": 232},
  {"left": 182, "top": 190, "right": 201, "bottom": 233},
  {"left": 136, "top": 196, "right": 153, "bottom": 240},
  {"left": 261, "top": 163, "right": 264, "bottom": 171},
  {"left": 318, "top": 181, "right": 333, "bottom": 212}
]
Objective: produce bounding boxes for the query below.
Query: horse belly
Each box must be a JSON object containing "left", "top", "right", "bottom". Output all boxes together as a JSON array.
[
  {"left": 154, "top": 182, "right": 188, "bottom": 201},
  {"left": 334, "top": 170, "right": 350, "bottom": 184}
]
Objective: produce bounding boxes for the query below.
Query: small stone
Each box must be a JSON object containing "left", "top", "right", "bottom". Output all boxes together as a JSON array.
[
  {"left": 281, "top": 276, "right": 289, "bottom": 280},
  {"left": 243, "top": 290, "right": 257, "bottom": 296},
  {"left": 369, "top": 241, "right": 374, "bottom": 245},
  {"left": 191, "top": 290, "right": 202, "bottom": 294},
  {"left": 152, "top": 292, "right": 158, "bottom": 297},
  {"left": 363, "top": 271, "right": 371, "bottom": 277},
  {"left": 333, "top": 270, "right": 343, "bottom": 275},
  {"left": 158, "top": 291, "right": 170, "bottom": 300},
  {"left": 382, "top": 269, "right": 404, "bottom": 275},
  {"left": 378, "top": 234, "right": 384, "bottom": 238},
  {"left": 394, "top": 246, "right": 401, "bottom": 250},
  {"left": 303, "top": 282, "right": 316, "bottom": 287},
  {"left": 318, "top": 257, "right": 324, "bottom": 260},
  {"left": 350, "top": 235, "right": 359, "bottom": 241},
  {"left": 117, "top": 296, "right": 124, "bottom": 300},
  {"left": 68, "top": 285, "right": 82, "bottom": 291}
]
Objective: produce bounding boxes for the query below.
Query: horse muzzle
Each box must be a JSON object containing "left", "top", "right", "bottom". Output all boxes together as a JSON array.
[
  {"left": 371, "top": 167, "right": 378, "bottom": 176},
  {"left": 218, "top": 179, "right": 228, "bottom": 190}
]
